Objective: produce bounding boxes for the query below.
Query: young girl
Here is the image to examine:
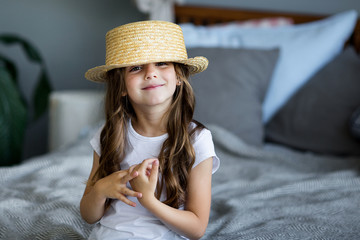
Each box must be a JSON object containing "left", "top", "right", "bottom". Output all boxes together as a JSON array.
[{"left": 80, "top": 20, "right": 220, "bottom": 240}]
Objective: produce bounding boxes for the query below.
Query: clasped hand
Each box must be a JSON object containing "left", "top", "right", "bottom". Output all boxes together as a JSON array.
[
  {"left": 129, "top": 158, "right": 159, "bottom": 204},
  {"left": 94, "top": 158, "right": 159, "bottom": 207}
]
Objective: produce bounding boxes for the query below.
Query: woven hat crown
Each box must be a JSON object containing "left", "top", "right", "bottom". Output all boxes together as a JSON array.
[{"left": 85, "top": 20, "right": 208, "bottom": 82}]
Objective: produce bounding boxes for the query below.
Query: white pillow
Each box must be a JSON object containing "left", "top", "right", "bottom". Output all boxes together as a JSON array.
[
  {"left": 215, "top": 17, "right": 293, "bottom": 28},
  {"left": 181, "top": 10, "right": 358, "bottom": 123}
]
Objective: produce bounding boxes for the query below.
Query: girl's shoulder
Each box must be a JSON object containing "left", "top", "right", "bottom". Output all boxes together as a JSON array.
[
  {"left": 190, "top": 121, "right": 220, "bottom": 173},
  {"left": 189, "top": 120, "right": 212, "bottom": 143},
  {"left": 89, "top": 124, "right": 104, "bottom": 156}
]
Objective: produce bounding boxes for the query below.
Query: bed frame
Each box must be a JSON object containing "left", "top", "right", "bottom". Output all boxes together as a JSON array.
[{"left": 175, "top": 5, "right": 360, "bottom": 53}]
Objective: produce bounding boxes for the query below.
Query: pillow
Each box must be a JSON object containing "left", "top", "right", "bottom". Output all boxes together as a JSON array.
[
  {"left": 349, "top": 106, "right": 360, "bottom": 140},
  {"left": 216, "top": 17, "right": 293, "bottom": 28},
  {"left": 265, "top": 47, "right": 360, "bottom": 155},
  {"left": 181, "top": 10, "right": 358, "bottom": 123},
  {"left": 188, "top": 48, "right": 279, "bottom": 147}
]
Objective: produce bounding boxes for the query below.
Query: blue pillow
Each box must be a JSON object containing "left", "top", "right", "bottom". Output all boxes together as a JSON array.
[{"left": 181, "top": 10, "right": 358, "bottom": 123}]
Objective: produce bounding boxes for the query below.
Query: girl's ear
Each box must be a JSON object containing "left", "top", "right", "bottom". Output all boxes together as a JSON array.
[
  {"left": 121, "top": 91, "right": 127, "bottom": 97},
  {"left": 176, "top": 76, "right": 182, "bottom": 86}
]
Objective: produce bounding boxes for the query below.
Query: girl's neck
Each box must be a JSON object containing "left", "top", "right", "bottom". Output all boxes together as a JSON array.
[
  {"left": 131, "top": 114, "right": 167, "bottom": 137},
  {"left": 130, "top": 101, "right": 170, "bottom": 137}
]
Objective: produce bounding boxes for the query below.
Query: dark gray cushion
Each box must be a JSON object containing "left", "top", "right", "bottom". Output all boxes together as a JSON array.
[
  {"left": 349, "top": 106, "right": 360, "bottom": 139},
  {"left": 188, "top": 48, "right": 279, "bottom": 147},
  {"left": 265, "top": 46, "right": 360, "bottom": 155}
]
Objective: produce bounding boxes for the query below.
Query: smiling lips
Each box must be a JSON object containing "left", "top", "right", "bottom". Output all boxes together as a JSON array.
[{"left": 142, "top": 84, "right": 164, "bottom": 90}]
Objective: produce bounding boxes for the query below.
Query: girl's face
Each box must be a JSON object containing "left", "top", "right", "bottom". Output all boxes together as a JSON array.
[{"left": 124, "top": 62, "right": 179, "bottom": 111}]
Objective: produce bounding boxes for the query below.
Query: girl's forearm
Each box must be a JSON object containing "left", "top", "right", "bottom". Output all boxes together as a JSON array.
[
  {"left": 140, "top": 196, "right": 208, "bottom": 240},
  {"left": 80, "top": 186, "right": 107, "bottom": 224}
]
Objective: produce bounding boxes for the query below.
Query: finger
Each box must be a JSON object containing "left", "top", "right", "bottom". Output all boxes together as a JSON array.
[
  {"left": 149, "top": 159, "right": 159, "bottom": 183},
  {"left": 120, "top": 187, "right": 142, "bottom": 198},
  {"left": 139, "top": 158, "right": 158, "bottom": 171},
  {"left": 115, "top": 167, "right": 137, "bottom": 179},
  {"left": 116, "top": 193, "right": 137, "bottom": 207},
  {"left": 115, "top": 170, "right": 128, "bottom": 178},
  {"left": 121, "top": 170, "right": 139, "bottom": 183},
  {"left": 129, "top": 164, "right": 138, "bottom": 173},
  {"left": 146, "top": 165, "right": 152, "bottom": 170}
]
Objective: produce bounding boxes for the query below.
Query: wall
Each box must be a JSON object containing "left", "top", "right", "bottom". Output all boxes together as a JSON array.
[
  {"left": 0, "top": 0, "right": 146, "bottom": 160},
  {"left": 1, "top": 0, "right": 359, "bottom": 160},
  {"left": 184, "top": 0, "right": 360, "bottom": 15}
]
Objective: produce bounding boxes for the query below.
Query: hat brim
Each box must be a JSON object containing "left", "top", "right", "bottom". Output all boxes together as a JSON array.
[{"left": 85, "top": 56, "right": 208, "bottom": 83}]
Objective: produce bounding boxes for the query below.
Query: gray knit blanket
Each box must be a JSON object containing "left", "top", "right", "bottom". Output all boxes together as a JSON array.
[{"left": 1, "top": 125, "right": 359, "bottom": 239}]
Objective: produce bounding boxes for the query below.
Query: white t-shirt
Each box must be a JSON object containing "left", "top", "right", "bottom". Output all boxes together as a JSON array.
[{"left": 89, "top": 121, "right": 220, "bottom": 240}]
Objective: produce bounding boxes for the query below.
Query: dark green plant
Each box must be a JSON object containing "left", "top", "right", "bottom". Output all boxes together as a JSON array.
[{"left": 0, "top": 34, "right": 52, "bottom": 166}]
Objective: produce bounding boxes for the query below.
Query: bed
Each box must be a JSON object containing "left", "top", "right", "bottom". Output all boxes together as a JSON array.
[{"left": 1, "top": 4, "right": 360, "bottom": 240}]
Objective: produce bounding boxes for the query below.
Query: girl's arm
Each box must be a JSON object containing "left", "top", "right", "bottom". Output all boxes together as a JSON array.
[
  {"left": 80, "top": 151, "right": 142, "bottom": 224},
  {"left": 130, "top": 157, "right": 213, "bottom": 240}
]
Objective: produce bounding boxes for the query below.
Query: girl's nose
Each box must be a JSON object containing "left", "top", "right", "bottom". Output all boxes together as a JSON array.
[{"left": 144, "top": 64, "right": 158, "bottom": 80}]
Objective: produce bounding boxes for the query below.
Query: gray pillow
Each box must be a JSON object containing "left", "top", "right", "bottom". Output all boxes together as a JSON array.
[
  {"left": 188, "top": 48, "right": 279, "bottom": 147},
  {"left": 265, "top": 46, "right": 360, "bottom": 155}
]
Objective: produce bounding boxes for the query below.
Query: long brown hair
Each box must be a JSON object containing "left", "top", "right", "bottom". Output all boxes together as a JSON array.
[{"left": 91, "top": 63, "right": 204, "bottom": 208}]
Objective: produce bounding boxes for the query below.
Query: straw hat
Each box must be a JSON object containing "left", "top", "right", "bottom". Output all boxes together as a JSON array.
[{"left": 85, "top": 20, "right": 208, "bottom": 82}]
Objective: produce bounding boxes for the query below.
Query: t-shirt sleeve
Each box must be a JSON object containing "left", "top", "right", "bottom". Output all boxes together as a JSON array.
[
  {"left": 192, "top": 128, "right": 220, "bottom": 174},
  {"left": 90, "top": 126, "right": 103, "bottom": 156}
]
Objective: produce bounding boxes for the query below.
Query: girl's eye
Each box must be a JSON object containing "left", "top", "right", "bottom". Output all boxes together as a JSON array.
[
  {"left": 156, "top": 62, "right": 168, "bottom": 67},
  {"left": 129, "top": 66, "right": 141, "bottom": 72}
]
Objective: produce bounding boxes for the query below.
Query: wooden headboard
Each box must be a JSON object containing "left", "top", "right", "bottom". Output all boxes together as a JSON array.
[{"left": 175, "top": 5, "right": 360, "bottom": 53}]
